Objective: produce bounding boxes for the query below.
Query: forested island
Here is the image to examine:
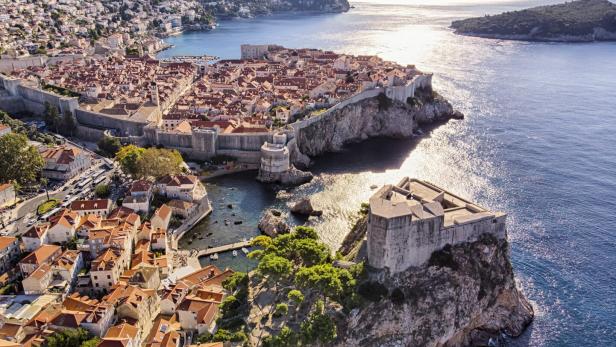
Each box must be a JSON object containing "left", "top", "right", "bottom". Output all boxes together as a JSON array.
[{"left": 451, "top": 0, "right": 616, "bottom": 42}]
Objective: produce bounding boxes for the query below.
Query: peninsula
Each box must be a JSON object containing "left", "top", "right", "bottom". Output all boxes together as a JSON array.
[
  {"left": 451, "top": 0, "right": 616, "bottom": 42},
  {"left": 0, "top": 45, "right": 460, "bottom": 184}
]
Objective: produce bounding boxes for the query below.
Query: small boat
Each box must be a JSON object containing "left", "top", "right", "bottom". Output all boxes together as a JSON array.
[
  {"left": 224, "top": 220, "right": 229, "bottom": 226},
  {"left": 207, "top": 232, "right": 213, "bottom": 237},
  {"left": 241, "top": 247, "right": 249, "bottom": 254},
  {"left": 234, "top": 220, "right": 243, "bottom": 225},
  {"left": 210, "top": 253, "right": 218, "bottom": 260},
  {"left": 232, "top": 250, "right": 238, "bottom": 257}
]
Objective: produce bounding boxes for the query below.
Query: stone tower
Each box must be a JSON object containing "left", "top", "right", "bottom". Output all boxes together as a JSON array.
[{"left": 149, "top": 81, "right": 159, "bottom": 106}]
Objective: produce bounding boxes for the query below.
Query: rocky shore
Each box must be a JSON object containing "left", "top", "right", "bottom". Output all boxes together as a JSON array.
[{"left": 290, "top": 89, "right": 460, "bottom": 165}]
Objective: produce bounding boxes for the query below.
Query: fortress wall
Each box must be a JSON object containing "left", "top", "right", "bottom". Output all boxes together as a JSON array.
[
  {"left": 0, "top": 74, "right": 21, "bottom": 96},
  {"left": 75, "top": 109, "right": 147, "bottom": 137},
  {"left": 76, "top": 124, "right": 107, "bottom": 141},
  {"left": 0, "top": 56, "right": 46, "bottom": 73},
  {"left": 216, "top": 149, "right": 262, "bottom": 164},
  {"left": 0, "top": 96, "right": 25, "bottom": 114},
  {"left": 156, "top": 131, "right": 193, "bottom": 149},
  {"left": 191, "top": 130, "right": 217, "bottom": 157},
  {"left": 369, "top": 212, "right": 507, "bottom": 273},
  {"left": 217, "top": 133, "right": 272, "bottom": 151}
]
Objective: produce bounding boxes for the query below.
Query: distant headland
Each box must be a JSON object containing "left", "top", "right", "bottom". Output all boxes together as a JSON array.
[
  {"left": 209, "top": 0, "right": 351, "bottom": 18},
  {"left": 451, "top": 0, "right": 616, "bottom": 42}
]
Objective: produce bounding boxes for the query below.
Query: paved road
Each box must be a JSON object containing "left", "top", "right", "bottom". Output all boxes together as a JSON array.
[{"left": 1, "top": 136, "right": 117, "bottom": 236}]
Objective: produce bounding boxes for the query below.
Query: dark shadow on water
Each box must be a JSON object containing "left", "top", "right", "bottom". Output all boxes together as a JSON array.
[{"left": 309, "top": 122, "right": 445, "bottom": 175}]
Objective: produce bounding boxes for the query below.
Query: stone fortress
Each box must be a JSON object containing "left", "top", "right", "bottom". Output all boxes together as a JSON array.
[{"left": 367, "top": 177, "right": 507, "bottom": 273}]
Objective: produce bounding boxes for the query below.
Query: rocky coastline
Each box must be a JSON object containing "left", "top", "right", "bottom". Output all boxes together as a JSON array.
[
  {"left": 290, "top": 89, "right": 460, "bottom": 166},
  {"left": 451, "top": 0, "right": 616, "bottom": 42},
  {"left": 337, "top": 234, "right": 533, "bottom": 347}
]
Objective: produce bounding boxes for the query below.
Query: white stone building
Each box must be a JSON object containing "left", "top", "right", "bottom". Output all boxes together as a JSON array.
[{"left": 40, "top": 145, "right": 91, "bottom": 180}]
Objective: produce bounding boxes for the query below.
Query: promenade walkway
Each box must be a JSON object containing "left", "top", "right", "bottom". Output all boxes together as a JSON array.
[{"left": 196, "top": 239, "right": 253, "bottom": 257}]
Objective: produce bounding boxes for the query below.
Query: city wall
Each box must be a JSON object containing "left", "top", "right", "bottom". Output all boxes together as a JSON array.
[
  {"left": 0, "top": 73, "right": 79, "bottom": 116},
  {"left": 75, "top": 109, "right": 148, "bottom": 137},
  {"left": 0, "top": 54, "right": 83, "bottom": 74}
]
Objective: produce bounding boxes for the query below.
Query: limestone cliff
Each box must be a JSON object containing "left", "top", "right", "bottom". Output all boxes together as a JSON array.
[
  {"left": 293, "top": 92, "right": 457, "bottom": 161},
  {"left": 337, "top": 235, "right": 533, "bottom": 347}
]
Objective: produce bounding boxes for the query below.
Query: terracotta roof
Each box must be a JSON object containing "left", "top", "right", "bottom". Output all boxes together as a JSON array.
[
  {"left": 157, "top": 175, "right": 198, "bottom": 187},
  {"left": 53, "top": 250, "right": 81, "bottom": 271},
  {"left": 0, "top": 236, "right": 17, "bottom": 250},
  {"left": 77, "top": 214, "right": 102, "bottom": 229},
  {"left": 179, "top": 265, "right": 234, "bottom": 289},
  {"left": 23, "top": 223, "right": 50, "bottom": 239},
  {"left": 153, "top": 204, "right": 171, "bottom": 221},
  {"left": 91, "top": 248, "right": 122, "bottom": 271},
  {"left": 19, "top": 244, "right": 61, "bottom": 266},
  {"left": 129, "top": 179, "right": 152, "bottom": 194},
  {"left": 49, "top": 209, "right": 80, "bottom": 228},
  {"left": 50, "top": 310, "right": 87, "bottom": 328},
  {"left": 70, "top": 199, "right": 111, "bottom": 211},
  {"left": 104, "top": 322, "right": 138, "bottom": 339},
  {"left": 167, "top": 199, "right": 193, "bottom": 210},
  {"left": 108, "top": 206, "right": 135, "bottom": 219},
  {"left": 27, "top": 262, "right": 51, "bottom": 280},
  {"left": 41, "top": 145, "right": 82, "bottom": 165}
]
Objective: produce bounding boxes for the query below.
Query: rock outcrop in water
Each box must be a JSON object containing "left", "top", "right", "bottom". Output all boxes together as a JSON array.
[
  {"left": 337, "top": 235, "right": 533, "bottom": 347},
  {"left": 258, "top": 209, "right": 290, "bottom": 237},
  {"left": 451, "top": 0, "right": 616, "bottom": 42},
  {"left": 291, "top": 90, "right": 457, "bottom": 162}
]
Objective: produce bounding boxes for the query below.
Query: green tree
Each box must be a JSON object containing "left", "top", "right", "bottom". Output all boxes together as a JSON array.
[
  {"left": 273, "top": 302, "right": 288, "bottom": 317},
  {"left": 80, "top": 338, "right": 101, "bottom": 347},
  {"left": 115, "top": 144, "right": 145, "bottom": 176},
  {"left": 94, "top": 184, "right": 110, "bottom": 198},
  {"left": 136, "top": 147, "right": 184, "bottom": 178},
  {"left": 291, "top": 238, "right": 330, "bottom": 266},
  {"left": 60, "top": 111, "right": 76, "bottom": 136},
  {"left": 46, "top": 328, "right": 94, "bottom": 347},
  {"left": 44, "top": 102, "right": 61, "bottom": 133},
  {"left": 300, "top": 301, "right": 337, "bottom": 345},
  {"left": 263, "top": 326, "right": 298, "bottom": 347},
  {"left": 0, "top": 133, "right": 44, "bottom": 186},
  {"left": 97, "top": 135, "right": 121, "bottom": 157},
  {"left": 295, "top": 264, "right": 355, "bottom": 303},
  {"left": 222, "top": 271, "right": 248, "bottom": 292},
  {"left": 257, "top": 254, "right": 292, "bottom": 283},
  {"left": 287, "top": 289, "right": 304, "bottom": 305}
]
